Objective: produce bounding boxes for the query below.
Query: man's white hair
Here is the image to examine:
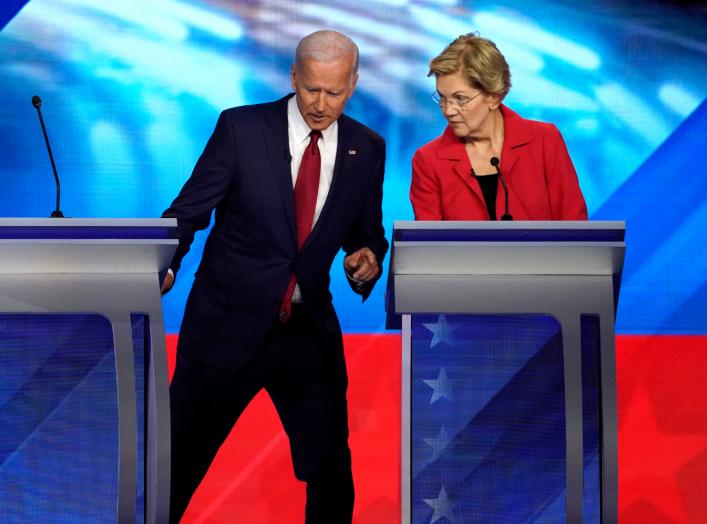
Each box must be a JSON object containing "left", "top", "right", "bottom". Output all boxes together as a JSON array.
[{"left": 295, "top": 30, "right": 359, "bottom": 75}]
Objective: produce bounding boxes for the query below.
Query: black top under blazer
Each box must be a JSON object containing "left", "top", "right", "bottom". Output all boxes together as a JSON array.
[{"left": 163, "top": 94, "right": 388, "bottom": 370}]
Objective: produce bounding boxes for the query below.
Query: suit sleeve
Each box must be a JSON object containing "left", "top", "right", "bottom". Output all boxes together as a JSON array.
[
  {"left": 162, "top": 111, "right": 237, "bottom": 274},
  {"left": 545, "top": 125, "right": 588, "bottom": 220},
  {"left": 410, "top": 149, "right": 443, "bottom": 220},
  {"left": 342, "top": 139, "right": 389, "bottom": 300}
]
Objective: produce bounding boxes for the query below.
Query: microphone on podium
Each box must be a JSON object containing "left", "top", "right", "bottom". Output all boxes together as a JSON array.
[
  {"left": 490, "top": 157, "right": 512, "bottom": 221},
  {"left": 32, "top": 95, "right": 64, "bottom": 218}
]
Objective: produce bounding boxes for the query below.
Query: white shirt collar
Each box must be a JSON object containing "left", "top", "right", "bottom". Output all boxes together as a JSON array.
[{"left": 287, "top": 95, "right": 338, "bottom": 145}]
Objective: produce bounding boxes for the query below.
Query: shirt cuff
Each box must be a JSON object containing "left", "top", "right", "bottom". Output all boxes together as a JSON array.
[{"left": 345, "top": 270, "right": 366, "bottom": 289}]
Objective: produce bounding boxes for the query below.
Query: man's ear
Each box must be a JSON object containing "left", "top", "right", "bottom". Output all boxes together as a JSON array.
[
  {"left": 290, "top": 64, "right": 297, "bottom": 90},
  {"left": 346, "top": 72, "right": 359, "bottom": 100}
]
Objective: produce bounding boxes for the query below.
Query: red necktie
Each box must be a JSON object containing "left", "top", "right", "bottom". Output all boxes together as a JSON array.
[{"left": 280, "top": 130, "right": 321, "bottom": 321}]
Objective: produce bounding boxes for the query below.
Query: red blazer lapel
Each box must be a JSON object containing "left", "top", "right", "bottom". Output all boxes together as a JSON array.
[
  {"left": 436, "top": 126, "right": 485, "bottom": 205},
  {"left": 498, "top": 104, "right": 536, "bottom": 218},
  {"left": 499, "top": 104, "right": 533, "bottom": 183},
  {"left": 305, "top": 114, "right": 358, "bottom": 248}
]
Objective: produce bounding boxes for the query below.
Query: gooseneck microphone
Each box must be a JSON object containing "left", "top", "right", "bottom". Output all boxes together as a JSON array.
[
  {"left": 31, "top": 95, "right": 64, "bottom": 218},
  {"left": 490, "top": 157, "right": 512, "bottom": 221}
]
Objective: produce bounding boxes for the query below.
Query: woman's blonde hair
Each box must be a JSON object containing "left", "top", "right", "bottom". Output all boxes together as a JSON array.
[{"left": 429, "top": 33, "right": 511, "bottom": 100}]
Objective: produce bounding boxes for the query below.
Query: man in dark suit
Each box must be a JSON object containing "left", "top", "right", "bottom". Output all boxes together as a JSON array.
[{"left": 161, "top": 30, "right": 388, "bottom": 523}]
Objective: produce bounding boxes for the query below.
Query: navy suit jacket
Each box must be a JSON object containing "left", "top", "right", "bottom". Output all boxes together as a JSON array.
[{"left": 164, "top": 95, "right": 388, "bottom": 370}]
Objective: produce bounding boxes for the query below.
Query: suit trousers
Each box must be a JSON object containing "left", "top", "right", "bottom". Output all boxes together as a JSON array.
[{"left": 168, "top": 304, "right": 354, "bottom": 523}]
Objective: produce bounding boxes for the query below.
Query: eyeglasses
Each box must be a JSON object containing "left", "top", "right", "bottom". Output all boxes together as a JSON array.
[{"left": 431, "top": 90, "right": 483, "bottom": 109}]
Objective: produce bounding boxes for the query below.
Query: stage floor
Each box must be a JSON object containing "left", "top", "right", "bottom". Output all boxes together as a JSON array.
[{"left": 166, "top": 334, "right": 707, "bottom": 524}]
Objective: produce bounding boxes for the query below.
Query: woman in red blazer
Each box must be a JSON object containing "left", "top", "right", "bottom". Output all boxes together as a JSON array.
[{"left": 410, "top": 33, "right": 587, "bottom": 221}]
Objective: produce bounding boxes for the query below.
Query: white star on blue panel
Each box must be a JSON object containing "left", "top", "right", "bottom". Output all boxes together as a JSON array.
[
  {"left": 423, "top": 366, "right": 453, "bottom": 404},
  {"left": 424, "top": 425, "right": 450, "bottom": 461},
  {"left": 422, "top": 314, "right": 458, "bottom": 348},
  {"left": 423, "top": 485, "right": 457, "bottom": 523}
]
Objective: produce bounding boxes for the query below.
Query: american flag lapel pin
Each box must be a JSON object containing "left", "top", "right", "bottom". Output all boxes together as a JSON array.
[{"left": 348, "top": 149, "right": 357, "bottom": 155}]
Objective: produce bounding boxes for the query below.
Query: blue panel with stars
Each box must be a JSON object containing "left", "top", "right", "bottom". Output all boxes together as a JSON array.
[
  {"left": 411, "top": 313, "right": 585, "bottom": 523},
  {"left": 0, "top": 314, "right": 119, "bottom": 522},
  {"left": 0, "top": 313, "right": 150, "bottom": 522}
]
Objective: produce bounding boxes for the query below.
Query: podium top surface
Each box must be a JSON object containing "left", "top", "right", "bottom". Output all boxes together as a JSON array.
[
  {"left": 386, "top": 221, "right": 627, "bottom": 326},
  {"left": 393, "top": 220, "right": 625, "bottom": 242},
  {"left": 0, "top": 218, "right": 177, "bottom": 240},
  {"left": 0, "top": 218, "right": 177, "bottom": 274},
  {"left": 389, "top": 220, "right": 626, "bottom": 277}
]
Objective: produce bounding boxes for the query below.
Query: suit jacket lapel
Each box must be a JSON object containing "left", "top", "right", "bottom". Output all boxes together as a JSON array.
[
  {"left": 305, "top": 115, "right": 356, "bottom": 248},
  {"left": 263, "top": 96, "right": 297, "bottom": 239}
]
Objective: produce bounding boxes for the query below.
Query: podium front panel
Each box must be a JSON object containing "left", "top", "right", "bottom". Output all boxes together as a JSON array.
[
  {"left": 0, "top": 313, "right": 120, "bottom": 521},
  {"left": 391, "top": 221, "right": 623, "bottom": 524},
  {"left": 408, "top": 313, "right": 601, "bottom": 523},
  {"left": 0, "top": 219, "right": 177, "bottom": 523}
]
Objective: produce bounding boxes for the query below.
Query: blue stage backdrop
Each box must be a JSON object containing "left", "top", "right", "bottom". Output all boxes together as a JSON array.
[
  {"left": 0, "top": 1, "right": 705, "bottom": 334},
  {"left": 1, "top": 2, "right": 706, "bottom": 523}
]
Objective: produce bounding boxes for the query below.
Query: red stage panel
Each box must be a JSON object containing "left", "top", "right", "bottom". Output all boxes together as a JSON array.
[
  {"left": 617, "top": 336, "right": 707, "bottom": 524},
  {"left": 166, "top": 334, "right": 401, "bottom": 524},
  {"left": 166, "top": 334, "right": 707, "bottom": 523}
]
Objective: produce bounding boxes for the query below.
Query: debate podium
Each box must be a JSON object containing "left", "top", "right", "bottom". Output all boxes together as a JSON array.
[
  {"left": 387, "top": 221, "right": 625, "bottom": 524},
  {"left": 0, "top": 219, "right": 177, "bottom": 523}
]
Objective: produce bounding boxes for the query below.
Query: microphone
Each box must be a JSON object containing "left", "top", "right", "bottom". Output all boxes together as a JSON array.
[
  {"left": 490, "top": 157, "right": 512, "bottom": 221},
  {"left": 283, "top": 149, "right": 292, "bottom": 163},
  {"left": 31, "top": 95, "right": 64, "bottom": 218}
]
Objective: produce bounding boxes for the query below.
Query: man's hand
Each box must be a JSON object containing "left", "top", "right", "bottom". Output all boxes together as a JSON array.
[
  {"left": 344, "top": 247, "right": 380, "bottom": 283},
  {"left": 161, "top": 270, "right": 175, "bottom": 296}
]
